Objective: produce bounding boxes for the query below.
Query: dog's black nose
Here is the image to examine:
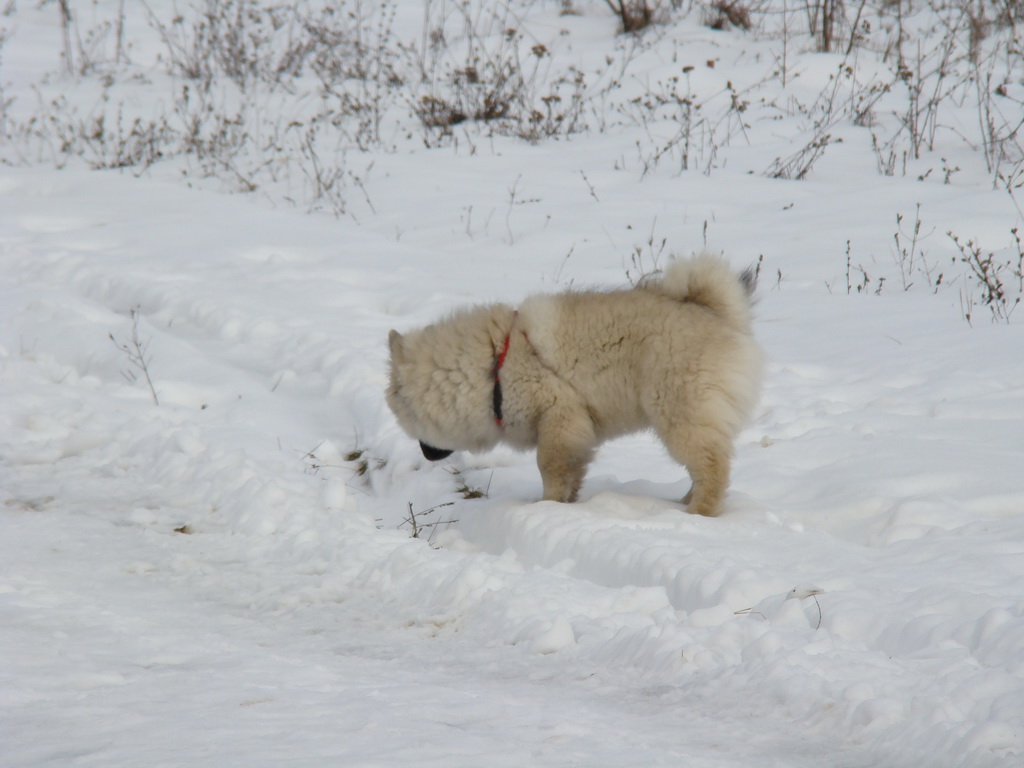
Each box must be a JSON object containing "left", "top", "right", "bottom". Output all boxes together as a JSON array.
[{"left": 419, "top": 441, "right": 453, "bottom": 461}]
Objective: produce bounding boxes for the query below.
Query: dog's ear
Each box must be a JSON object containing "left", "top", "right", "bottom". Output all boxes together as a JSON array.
[{"left": 388, "top": 329, "right": 405, "bottom": 361}]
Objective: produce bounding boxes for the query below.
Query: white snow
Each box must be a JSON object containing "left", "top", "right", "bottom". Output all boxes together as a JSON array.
[{"left": 2, "top": 1, "right": 1023, "bottom": 766}]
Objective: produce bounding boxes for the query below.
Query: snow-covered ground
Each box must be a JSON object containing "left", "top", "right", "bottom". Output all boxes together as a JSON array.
[{"left": 2, "top": 1, "right": 1023, "bottom": 765}]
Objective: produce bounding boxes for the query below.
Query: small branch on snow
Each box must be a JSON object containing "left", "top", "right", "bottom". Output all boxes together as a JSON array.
[
  {"left": 109, "top": 305, "right": 159, "bottom": 406},
  {"left": 403, "top": 501, "right": 457, "bottom": 543}
]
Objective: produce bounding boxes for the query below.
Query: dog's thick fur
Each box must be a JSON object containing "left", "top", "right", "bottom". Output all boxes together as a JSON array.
[{"left": 386, "top": 255, "right": 762, "bottom": 516}]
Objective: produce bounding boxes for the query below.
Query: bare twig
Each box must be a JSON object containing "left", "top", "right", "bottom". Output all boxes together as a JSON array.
[
  {"left": 109, "top": 306, "right": 159, "bottom": 405},
  {"left": 403, "top": 501, "right": 457, "bottom": 542}
]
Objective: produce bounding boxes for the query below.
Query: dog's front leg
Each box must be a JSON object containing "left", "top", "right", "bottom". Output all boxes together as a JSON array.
[{"left": 536, "top": 409, "right": 595, "bottom": 503}]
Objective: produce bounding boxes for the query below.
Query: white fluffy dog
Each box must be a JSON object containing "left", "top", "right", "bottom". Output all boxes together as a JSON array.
[{"left": 387, "top": 255, "right": 762, "bottom": 516}]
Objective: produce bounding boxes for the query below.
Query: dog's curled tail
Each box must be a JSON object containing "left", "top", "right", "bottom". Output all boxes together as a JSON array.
[{"left": 645, "top": 253, "right": 756, "bottom": 330}]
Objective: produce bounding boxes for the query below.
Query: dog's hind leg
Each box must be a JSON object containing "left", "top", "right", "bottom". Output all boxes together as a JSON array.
[{"left": 662, "top": 426, "right": 732, "bottom": 517}]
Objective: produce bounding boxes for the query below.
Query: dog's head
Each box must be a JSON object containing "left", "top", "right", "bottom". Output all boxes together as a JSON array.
[
  {"left": 386, "top": 320, "right": 502, "bottom": 459},
  {"left": 387, "top": 329, "right": 451, "bottom": 455}
]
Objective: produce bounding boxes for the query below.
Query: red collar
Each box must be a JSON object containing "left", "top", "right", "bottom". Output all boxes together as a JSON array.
[
  {"left": 496, "top": 331, "right": 512, "bottom": 372},
  {"left": 492, "top": 312, "right": 517, "bottom": 426}
]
